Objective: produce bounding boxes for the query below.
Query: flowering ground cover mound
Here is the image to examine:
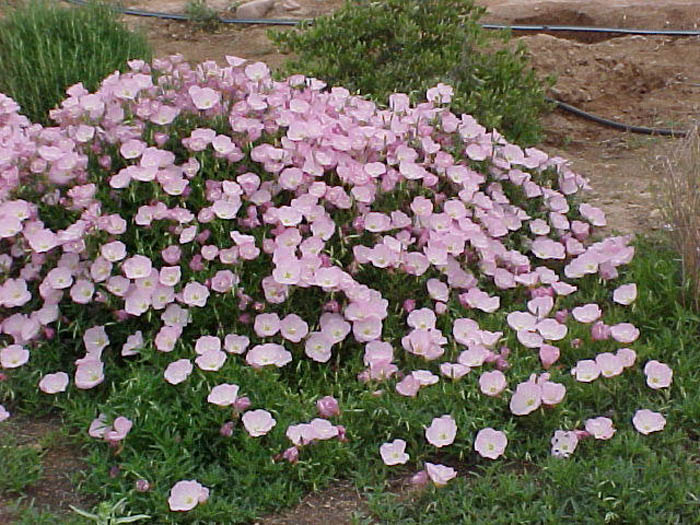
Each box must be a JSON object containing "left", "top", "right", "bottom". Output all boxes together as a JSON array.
[{"left": 0, "top": 56, "right": 682, "bottom": 522}]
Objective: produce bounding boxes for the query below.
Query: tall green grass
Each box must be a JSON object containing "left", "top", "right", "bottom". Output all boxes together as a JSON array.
[{"left": 0, "top": 0, "right": 151, "bottom": 124}]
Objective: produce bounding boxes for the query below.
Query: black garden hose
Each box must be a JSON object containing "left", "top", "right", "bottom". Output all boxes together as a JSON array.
[{"left": 545, "top": 97, "right": 690, "bottom": 138}]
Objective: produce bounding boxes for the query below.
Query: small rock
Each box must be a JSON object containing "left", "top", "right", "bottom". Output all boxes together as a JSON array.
[
  {"left": 282, "top": 0, "right": 300, "bottom": 10},
  {"left": 236, "top": 0, "right": 275, "bottom": 19}
]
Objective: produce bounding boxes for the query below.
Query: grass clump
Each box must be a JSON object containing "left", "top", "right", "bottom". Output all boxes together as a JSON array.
[
  {"left": 659, "top": 125, "right": 700, "bottom": 311},
  {"left": 0, "top": 0, "right": 151, "bottom": 124},
  {"left": 269, "top": 0, "right": 551, "bottom": 146}
]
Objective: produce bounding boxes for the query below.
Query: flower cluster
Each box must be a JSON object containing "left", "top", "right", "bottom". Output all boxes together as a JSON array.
[{"left": 0, "top": 55, "right": 673, "bottom": 504}]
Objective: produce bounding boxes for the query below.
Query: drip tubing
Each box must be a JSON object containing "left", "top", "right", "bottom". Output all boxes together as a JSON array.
[
  {"left": 61, "top": 0, "right": 695, "bottom": 136},
  {"left": 546, "top": 97, "right": 689, "bottom": 137}
]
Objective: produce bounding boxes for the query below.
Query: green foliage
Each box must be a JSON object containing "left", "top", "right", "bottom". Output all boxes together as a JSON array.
[
  {"left": 0, "top": 0, "right": 152, "bottom": 124},
  {"left": 0, "top": 432, "right": 43, "bottom": 494},
  {"left": 270, "top": 0, "right": 552, "bottom": 145}
]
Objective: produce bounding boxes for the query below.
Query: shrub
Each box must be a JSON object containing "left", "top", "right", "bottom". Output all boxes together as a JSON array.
[
  {"left": 0, "top": 0, "right": 152, "bottom": 125},
  {"left": 0, "top": 58, "right": 681, "bottom": 522},
  {"left": 269, "top": 0, "right": 551, "bottom": 146},
  {"left": 184, "top": 0, "right": 221, "bottom": 32}
]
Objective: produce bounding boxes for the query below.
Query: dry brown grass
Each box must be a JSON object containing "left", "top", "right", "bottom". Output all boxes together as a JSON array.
[{"left": 659, "top": 124, "right": 700, "bottom": 310}]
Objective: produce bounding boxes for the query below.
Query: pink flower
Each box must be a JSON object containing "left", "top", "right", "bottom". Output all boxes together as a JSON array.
[
  {"left": 281, "top": 446, "right": 300, "bottom": 463},
  {"left": 536, "top": 319, "right": 568, "bottom": 341},
  {"left": 121, "top": 331, "right": 143, "bottom": 357},
  {"left": 304, "top": 333, "right": 333, "bottom": 363},
  {"left": 254, "top": 313, "right": 280, "bottom": 337},
  {"left": 88, "top": 413, "right": 108, "bottom": 438},
  {"left": 613, "top": 283, "right": 637, "bottom": 305},
  {"left": 309, "top": 418, "right": 339, "bottom": 440},
  {"left": 571, "top": 303, "right": 602, "bottom": 324},
  {"left": 104, "top": 416, "right": 133, "bottom": 443},
  {"left": 616, "top": 347, "right": 637, "bottom": 368},
  {"left": 189, "top": 85, "right": 220, "bottom": 110},
  {"left": 479, "top": 370, "right": 507, "bottom": 397},
  {"left": 551, "top": 430, "right": 579, "bottom": 458},
  {"left": 234, "top": 396, "right": 251, "bottom": 414},
  {"left": 316, "top": 396, "right": 340, "bottom": 418},
  {"left": 584, "top": 417, "right": 616, "bottom": 440},
  {"left": 1, "top": 344, "right": 29, "bottom": 368},
  {"left": 396, "top": 375, "right": 421, "bottom": 397},
  {"left": 168, "top": 479, "right": 209, "bottom": 512},
  {"left": 70, "top": 279, "right": 94, "bottom": 304},
  {"left": 159, "top": 266, "right": 181, "bottom": 287},
  {"left": 195, "top": 335, "right": 221, "bottom": 355},
  {"left": 425, "top": 462, "right": 457, "bottom": 487},
  {"left": 643, "top": 360, "right": 673, "bottom": 389},
  {"left": 425, "top": 415, "right": 457, "bottom": 448},
  {"left": 380, "top": 439, "right": 410, "bottom": 466},
  {"left": 474, "top": 428, "right": 508, "bottom": 459},
  {"left": 571, "top": 360, "right": 601, "bottom": 383},
  {"left": 242, "top": 409, "right": 276, "bottom": 437},
  {"left": 595, "top": 352, "right": 624, "bottom": 378},
  {"left": 439, "top": 362, "right": 471, "bottom": 380},
  {"left": 83, "top": 325, "right": 109, "bottom": 355},
  {"left": 100, "top": 241, "right": 126, "bottom": 262},
  {"left": 122, "top": 255, "right": 152, "bottom": 279},
  {"left": 279, "top": 314, "right": 309, "bottom": 343},
  {"left": 246, "top": 343, "right": 292, "bottom": 368},
  {"left": 410, "top": 470, "right": 429, "bottom": 488},
  {"left": 39, "top": 371, "right": 69, "bottom": 394},
  {"left": 591, "top": 321, "right": 611, "bottom": 341},
  {"left": 224, "top": 334, "right": 249, "bottom": 354},
  {"left": 579, "top": 203, "right": 606, "bottom": 226},
  {"left": 509, "top": 380, "right": 542, "bottom": 415},
  {"left": 541, "top": 381, "right": 566, "bottom": 406},
  {"left": 412, "top": 370, "right": 439, "bottom": 386},
  {"left": 353, "top": 316, "right": 383, "bottom": 342},
  {"left": 195, "top": 349, "right": 227, "bottom": 371},
  {"left": 0, "top": 278, "right": 32, "bottom": 308},
  {"left": 610, "top": 323, "right": 640, "bottom": 343},
  {"left": 539, "top": 344, "right": 560, "bottom": 369},
  {"left": 155, "top": 326, "right": 182, "bottom": 352},
  {"left": 208, "top": 383, "right": 240, "bottom": 406},
  {"left": 75, "top": 360, "right": 104, "bottom": 389},
  {"left": 182, "top": 282, "right": 210, "bottom": 307},
  {"left": 46, "top": 267, "right": 74, "bottom": 289},
  {"left": 506, "top": 311, "right": 537, "bottom": 332},
  {"left": 407, "top": 308, "right": 437, "bottom": 330},
  {"left": 164, "top": 359, "right": 193, "bottom": 385},
  {"left": 320, "top": 314, "right": 351, "bottom": 344},
  {"left": 0, "top": 404, "right": 9, "bottom": 422},
  {"left": 632, "top": 409, "right": 666, "bottom": 434}
]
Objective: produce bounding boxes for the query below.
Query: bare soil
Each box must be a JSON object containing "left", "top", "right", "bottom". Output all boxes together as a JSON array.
[{"left": 1, "top": 0, "right": 699, "bottom": 523}]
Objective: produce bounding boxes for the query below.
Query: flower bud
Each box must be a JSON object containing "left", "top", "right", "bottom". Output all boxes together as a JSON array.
[
  {"left": 135, "top": 479, "right": 151, "bottom": 492},
  {"left": 220, "top": 421, "right": 235, "bottom": 437},
  {"left": 316, "top": 396, "right": 340, "bottom": 418},
  {"left": 233, "top": 396, "right": 251, "bottom": 414}
]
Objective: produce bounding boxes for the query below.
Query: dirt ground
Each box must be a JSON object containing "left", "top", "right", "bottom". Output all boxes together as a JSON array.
[{"left": 1, "top": 0, "right": 699, "bottom": 523}]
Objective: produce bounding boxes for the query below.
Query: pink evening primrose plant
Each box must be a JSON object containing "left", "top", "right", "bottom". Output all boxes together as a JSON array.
[{"left": 0, "top": 54, "right": 675, "bottom": 512}]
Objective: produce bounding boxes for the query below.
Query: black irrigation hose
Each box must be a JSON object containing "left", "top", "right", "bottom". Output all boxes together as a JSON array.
[
  {"left": 546, "top": 97, "right": 689, "bottom": 138},
  {"left": 62, "top": 0, "right": 695, "bottom": 136}
]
